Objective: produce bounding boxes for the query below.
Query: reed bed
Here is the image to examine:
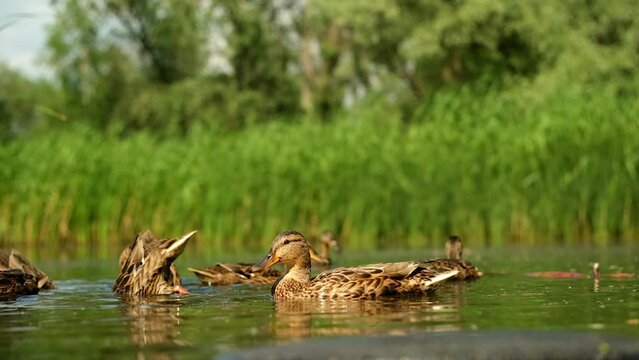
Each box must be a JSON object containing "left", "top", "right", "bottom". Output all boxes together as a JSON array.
[{"left": 1, "top": 88, "right": 637, "bottom": 258}]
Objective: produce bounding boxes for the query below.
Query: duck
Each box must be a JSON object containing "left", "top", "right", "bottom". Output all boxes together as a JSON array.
[
  {"left": 0, "top": 248, "right": 56, "bottom": 290},
  {"left": 309, "top": 231, "right": 340, "bottom": 266},
  {"left": 113, "top": 230, "right": 195, "bottom": 296},
  {"left": 188, "top": 232, "right": 336, "bottom": 286},
  {"left": 422, "top": 236, "right": 480, "bottom": 280},
  {"left": 249, "top": 230, "right": 459, "bottom": 300},
  {"left": 189, "top": 262, "right": 282, "bottom": 286},
  {"left": 0, "top": 269, "right": 39, "bottom": 299}
]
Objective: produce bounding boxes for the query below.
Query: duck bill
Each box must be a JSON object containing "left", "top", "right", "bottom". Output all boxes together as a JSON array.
[
  {"left": 174, "top": 285, "right": 189, "bottom": 295},
  {"left": 250, "top": 253, "right": 280, "bottom": 272}
]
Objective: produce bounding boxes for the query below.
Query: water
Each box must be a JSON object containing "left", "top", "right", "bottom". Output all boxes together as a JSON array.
[{"left": 1, "top": 247, "right": 638, "bottom": 359}]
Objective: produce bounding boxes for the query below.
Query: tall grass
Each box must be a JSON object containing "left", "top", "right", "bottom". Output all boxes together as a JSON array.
[{"left": 1, "top": 87, "right": 638, "bottom": 258}]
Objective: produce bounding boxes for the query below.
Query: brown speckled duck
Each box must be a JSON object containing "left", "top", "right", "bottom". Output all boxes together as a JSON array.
[
  {"left": 113, "top": 230, "right": 195, "bottom": 296},
  {"left": 0, "top": 249, "right": 55, "bottom": 299},
  {"left": 422, "top": 236, "right": 480, "bottom": 280},
  {"left": 249, "top": 230, "right": 458, "bottom": 300},
  {"left": 188, "top": 233, "right": 333, "bottom": 286},
  {"left": 0, "top": 270, "right": 39, "bottom": 299},
  {"left": 309, "top": 231, "right": 340, "bottom": 266},
  {"left": 189, "top": 262, "right": 282, "bottom": 286}
]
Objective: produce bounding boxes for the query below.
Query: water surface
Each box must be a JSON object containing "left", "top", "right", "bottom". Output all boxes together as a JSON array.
[{"left": 2, "top": 247, "right": 638, "bottom": 359}]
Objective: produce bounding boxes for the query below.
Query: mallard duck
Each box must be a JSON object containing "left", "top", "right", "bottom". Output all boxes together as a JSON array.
[
  {"left": 422, "top": 236, "right": 480, "bottom": 280},
  {"left": 188, "top": 237, "right": 330, "bottom": 286},
  {"left": 309, "top": 231, "right": 340, "bottom": 266},
  {"left": 249, "top": 230, "right": 458, "bottom": 300},
  {"left": 113, "top": 230, "right": 195, "bottom": 296},
  {"left": 0, "top": 248, "right": 55, "bottom": 292},
  {"left": 0, "top": 269, "right": 39, "bottom": 299},
  {"left": 189, "top": 262, "right": 282, "bottom": 286}
]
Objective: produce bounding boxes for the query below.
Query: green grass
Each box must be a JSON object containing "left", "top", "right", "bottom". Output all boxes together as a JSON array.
[{"left": 1, "top": 87, "right": 638, "bottom": 258}]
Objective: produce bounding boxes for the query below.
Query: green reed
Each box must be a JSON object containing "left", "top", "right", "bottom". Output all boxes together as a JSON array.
[{"left": 1, "top": 87, "right": 638, "bottom": 258}]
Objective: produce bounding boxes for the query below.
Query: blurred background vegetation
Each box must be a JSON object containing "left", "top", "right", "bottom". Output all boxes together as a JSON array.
[{"left": 1, "top": 0, "right": 638, "bottom": 258}]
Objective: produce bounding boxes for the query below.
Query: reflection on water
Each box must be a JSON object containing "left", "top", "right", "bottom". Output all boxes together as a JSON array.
[
  {"left": 272, "top": 294, "right": 462, "bottom": 339},
  {"left": 119, "top": 297, "right": 189, "bottom": 360},
  {"left": 0, "top": 247, "right": 637, "bottom": 359}
]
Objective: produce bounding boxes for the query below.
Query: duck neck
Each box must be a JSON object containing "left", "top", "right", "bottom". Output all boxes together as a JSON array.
[
  {"left": 320, "top": 242, "right": 330, "bottom": 261},
  {"left": 282, "top": 254, "right": 311, "bottom": 283}
]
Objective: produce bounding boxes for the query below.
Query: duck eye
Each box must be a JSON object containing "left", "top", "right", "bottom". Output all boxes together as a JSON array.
[{"left": 283, "top": 239, "right": 290, "bottom": 245}]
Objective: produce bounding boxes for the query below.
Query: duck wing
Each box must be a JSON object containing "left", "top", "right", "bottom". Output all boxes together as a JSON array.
[
  {"left": 310, "top": 261, "right": 458, "bottom": 299},
  {"left": 0, "top": 269, "right": 39, "bottom": 299}
]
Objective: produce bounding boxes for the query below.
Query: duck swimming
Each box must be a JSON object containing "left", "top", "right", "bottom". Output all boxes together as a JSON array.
[
  {"left": 189, "top": 262, "right": 282, "bottom": 286},
  {"left": 422, "top": 236, "right": 480, "bottom": 280},
  {"left": 189, "top": 233, "right": 333, "bottom": 286},
  {"left": 308, "top": 231, "right": 340, "bottom": 266},
  {"left": 113, "top": 230, "right": 195, "bottom": 296},
  {"left": 0, "top": 248, "right": 56, "bottom": 290},
  {"left": 0, "top": 249, "right": 55, "bottom": 299},
  {"left": 249, "top": 230, "right": 458, "bottom": 300},
  {"left": 0, "top": 270, "right": 39, "bottom": 299}
]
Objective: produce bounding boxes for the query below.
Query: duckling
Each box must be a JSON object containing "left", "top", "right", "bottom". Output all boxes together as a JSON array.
[
  {"left": 423, "top": 236, "right": 480, "bottom": 280},
  {"left": 113, "top": 230, "right": 195, "bottom": 296},
  {"left": 0, "top": 248, "right": 55, "bottom": 290},
  {"left": 249, "top": 230, "right": 458, "bottom": 300},
  {"left": 309, "top": 231, "right": 340, "bottom": 266}
]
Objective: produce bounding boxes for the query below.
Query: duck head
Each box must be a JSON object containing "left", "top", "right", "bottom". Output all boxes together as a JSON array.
[
  {"left": 251, "top": 230, "right": 310, "bottom": 271},
  {"left": 446, "top": 235, "right": 464, "bottom": 260},
  {"left": 320, "top": 231, "right": 340, "bottom": 252}
]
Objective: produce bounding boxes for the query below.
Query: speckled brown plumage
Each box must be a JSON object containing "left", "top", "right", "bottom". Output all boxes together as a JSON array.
[
  {"left": 189, "top": 232, "right": 337, "bottom": 286},
  {"left": 189, "top": 263, "right": 281, "bottom": 286},
  {"left": 113, "top": 230, "right": 195, "bottom": 296},
  {"left": 251, "top": 230, "right": 459, "bottom": 300},
  {"left": 0, "top": 249, "right": 55, "bottom": 290},
  {"left": 423, "top": 236, "right": 480, "bottom": 280},
  {"left": 0, "top": 269, "right": 39, "bottom": 299}
]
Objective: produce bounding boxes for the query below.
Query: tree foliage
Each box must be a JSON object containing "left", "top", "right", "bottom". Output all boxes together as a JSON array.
[{"left": 1, "top": 0, "right": 637, "bottom": 135}]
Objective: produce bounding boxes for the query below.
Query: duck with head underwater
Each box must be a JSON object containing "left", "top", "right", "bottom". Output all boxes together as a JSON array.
[
  {"left": 249, "top": 230, "right": 459, "bottom": 300},
  {"left": 0, "top": 248, "right": 56, "bottom": 300},
  {"left": 113, "top": 230, "right": 196, "bottom": 297}
]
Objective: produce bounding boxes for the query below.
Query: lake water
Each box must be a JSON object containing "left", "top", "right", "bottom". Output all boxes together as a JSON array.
[{"left": 1, "top": 246, "right": 638, "bottom": 359}]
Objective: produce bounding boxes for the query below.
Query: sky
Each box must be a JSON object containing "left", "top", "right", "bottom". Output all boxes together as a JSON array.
[{"left": 0, "top": 1, "right": 54, "bottom": 78}]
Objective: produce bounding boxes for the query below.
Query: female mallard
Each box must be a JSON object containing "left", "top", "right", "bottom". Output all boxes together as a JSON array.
[
  {"left": 188, "top": 237, "right": 330, "bottom": 286},
  {"left": 249, "top": 230, "right": 458, "bottom": 300},
  {"left": 308, "top": 231, "right": 340, "bottom": 266},
  {"left": 0, "top": 248, "right": 56, "bottom": 290},
  {"left": 0, "top": 270, "right": 39, "bottom": 299},
  {"left": 422, "top": 236, "right": 480, "bottom": 280},
  {"left": 189, "top": 262, "right": 282, "bottom": 286},
  {"left": 113, "top": 230, "right": 195, "bottom": 296}
]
